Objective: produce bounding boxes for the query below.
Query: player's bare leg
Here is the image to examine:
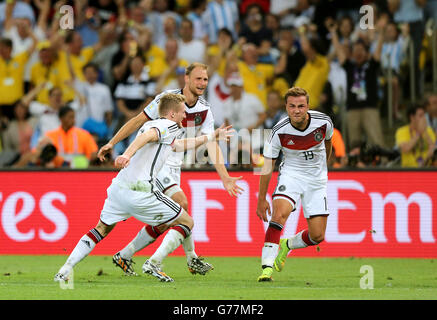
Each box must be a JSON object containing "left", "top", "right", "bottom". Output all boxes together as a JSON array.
[
  {"left": 258, "top": 199, "right": 292, "bottom": 282},
  {"left": 275, "top": 215, "right": 328, "bottom": 272},
  {"left": 55, "top": 220, "right": 115, "bottom": 281}
]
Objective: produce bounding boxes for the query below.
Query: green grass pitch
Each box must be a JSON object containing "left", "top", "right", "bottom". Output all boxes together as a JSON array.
[{"left": 0, "top": 255, "right": 436, "bottom": 300}]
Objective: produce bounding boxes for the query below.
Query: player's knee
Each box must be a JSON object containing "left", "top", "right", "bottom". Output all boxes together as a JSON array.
[
  {"left": 310, "top": 233, "right": 324, "bottom": 244},
  {"left": 176, "top": 210, "right": 194, "bottom": 230}
]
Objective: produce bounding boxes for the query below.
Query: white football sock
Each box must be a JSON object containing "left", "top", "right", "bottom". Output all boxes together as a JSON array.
[
  {"left": 287, "top": 230, "right": 318, "bottom": 249},
  {"left": 65, "top": 234, "right": 96, "bottom": 267},
  {"left": 119, "top": 227, "right": 155, "bottom": 260},
  {"left": 149, "top": 229, "right": 184, "bottom": 264},
  {"left": 261, "top": 242, "right": 279, "bottom": 268},
  {"left": 182, "top": 234, "right": 198, "bottom": 262}
]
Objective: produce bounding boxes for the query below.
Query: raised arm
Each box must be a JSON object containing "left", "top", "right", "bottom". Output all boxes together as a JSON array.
[
  {"left": 327, "top": 22, "right": 347, "bottom": 65},
  {"left": 113, "top": 127, "right": 159, "bottom": 168},
  {"left": 98, "top": 111, "right": 149, "bottom": 161},
  {"left": 172, "top": 124, "right": 234, "bottom": 152}
]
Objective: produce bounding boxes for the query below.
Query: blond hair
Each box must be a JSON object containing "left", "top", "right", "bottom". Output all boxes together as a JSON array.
[
  {"left": 185, "top": 62, "right": 208, "bottom": 76},
  {"left": 284, "top": 87, "right": 309, "bottom": 104},
  {"left": 158, "top": 93, "right": 186, "bottom": 116}
]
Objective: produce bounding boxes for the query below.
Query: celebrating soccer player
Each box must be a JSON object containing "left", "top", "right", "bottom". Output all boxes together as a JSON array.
[
  {"left": 98, "top": 62, "right": 244, "bottom": 278},
  {"left": 256, "top": 87, "right": 333, "bottom": 282},
  {"left": 54, "top": 93, "right": 234, "bottom": 282}
]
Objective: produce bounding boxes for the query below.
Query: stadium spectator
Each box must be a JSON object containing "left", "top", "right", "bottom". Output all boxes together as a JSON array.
[
  {"left": 88, "top": 22, "right": 119, "bottom": 89},
  {"left": 265, "top": 13, "right": 281, "bottom": 48},
  {"left": 328, "top": 127, "right": 348, "bottom": 168},
  {"left": 178, "top": 18, "right": 206, "bottom": 64},
  {"left": 2, "top": 0, "right": 48, "bottom": 84},
  {"left": 70, "top": 63, "right": 114, "bottom": 140},
  {"left": 201, "top": 0, "right": 239, "bottom": 44},
  {"left": 263, "top": 90, "right": 286, "bottom": 130},
  {"left": 148, "top": 0, "right": 181, "bottom": 49},
  {"left": 238, "top": 3, "right": 273, "bottom": 64},
  {"left": 293, "top": 27, "right": 330, "bottom": 110},
  {"left": 237, "top": 43, "right": 274, "bottom": 108},
  {"left": 137, "top": 27, "right": 166, "bottom": 81},
  {"left": 154, "top": 38, "right": 188, "bottom": 93},
  {"left": 186, "top": 0, "right": 208, "bottom": 41},
  {"left": 372, "top": 20, "right": 407, "bottom": 121},
  {"left": 0, "top": 100, "right": 37, "bottom": 157},
  {"left": 29, "top": 41, "right": 64, "bottom": 105},
  {"left": 114, "top": 54, "right": 155, "bottom": 123},
  {"left": 425, "top": 93, "right": 437, "bottom": 135},
  {"left": 273, "top": 28, "right": 306, "bottom": 95},
  {"left": 223, "top": 73, "right": 266, "bottom": 132},
  {"left": 329, "top": 18, "right": 387, "bottom": 149},
  {"left": 12, "top": 136, "right": 67, "bottom": 168},
  {"left": 111, "top": 31, "right": 137, "bottom": 88},
  {"left": 206, "top": 27, "right": 236, "bottom": 77},
  {"left": 206, "top": 60, "right": 237, "bottom": 127},
  {"left": 23, "top": 86, "right": 64, "bottom": 142},
  {"left": 395, "top": 103, "right": 436, "bottom": 167},
  {"left": 0, "top": 32, "right": 37, "bottom": 120},
  {"left": 45, "top": 105, "right": 98, "bottom": 168},
  {"left": 389, "top": 0, "right": 426, "bottom": 98}
]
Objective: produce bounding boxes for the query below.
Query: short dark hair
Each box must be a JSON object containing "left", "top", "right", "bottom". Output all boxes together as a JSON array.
[
  {"left": 0, "top": 37, "right": 13, "bottom": 48},
  {"left": 83, "top": 62, "right": 99, "bottom": 73},
  {"left": 406, "top": 103, "right": 425, "bottom": 121},
  {"left": 48, "top": 86, "right": 62, "bottom": 97},
  {"left": 58, "top": 105, "right": 74, "bottom": 119}
]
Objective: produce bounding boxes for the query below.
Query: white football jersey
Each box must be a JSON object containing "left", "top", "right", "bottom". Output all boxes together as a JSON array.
[
  {"left": 143, "top": 88, "right": 215, "bottom": 167},
  {"left": 263, "top": 110, "right": 334, "bottom": 182},
  {"left": 115, "top": 118, "right": 184, "bottom": 185}
]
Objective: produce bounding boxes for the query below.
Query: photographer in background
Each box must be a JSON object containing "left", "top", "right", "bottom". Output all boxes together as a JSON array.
[{"left": 395, "top": 103, "right": 436, "bottom": 167}]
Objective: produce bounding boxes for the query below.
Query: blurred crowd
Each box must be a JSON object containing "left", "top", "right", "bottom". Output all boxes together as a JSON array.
[{"left": 0, "top": 0, "right": 436, "bottom": 170}]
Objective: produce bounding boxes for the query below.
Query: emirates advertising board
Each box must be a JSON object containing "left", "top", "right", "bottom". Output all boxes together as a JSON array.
[{"left": 0, "top": 171, "right": 436, "bottom": 258}]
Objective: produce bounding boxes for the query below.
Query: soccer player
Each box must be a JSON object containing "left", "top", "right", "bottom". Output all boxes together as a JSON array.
[
  {"left": 256, "top": 87, "right": 333, "bottom": 282},
  {"left": 97, "top": 62, "right": 244, "bottom": 276},
  {"left": 54, "top": 93, "right": 233, "bottom": 282}
]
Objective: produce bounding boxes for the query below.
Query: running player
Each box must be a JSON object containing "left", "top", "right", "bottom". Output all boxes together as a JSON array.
[
  {"left": 98, "top": 62, "right": 244, "bottom": 277},
  {"left": 54, "top": 93, "right": 233, "bottom": 282},
  {"left": 256, "top": 87, "right": 333, "bottom": 282}
]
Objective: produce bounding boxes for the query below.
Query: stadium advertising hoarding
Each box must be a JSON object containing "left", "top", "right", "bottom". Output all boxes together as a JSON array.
[{"left": 0, "top": 171, "right": 436, "bottom": 257}]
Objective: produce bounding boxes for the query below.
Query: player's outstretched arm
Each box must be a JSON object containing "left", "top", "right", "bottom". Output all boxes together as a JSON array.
[
  {"left": 206, "top": 139, "right": 244, "bottom": 197},
  {"left": 98, "top": 112, "right": 149, "bottom": 161},
  {"left": 114, "top": 128, "right": 159, "bottom": 169},
  {"left": 256, "top": 157, "right": 276, "bottom": 222},
  {"left": 172, "top": 124, "right": 234, "bottom": 152}
]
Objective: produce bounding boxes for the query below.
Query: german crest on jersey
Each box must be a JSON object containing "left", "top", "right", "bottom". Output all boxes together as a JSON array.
[{"left": 314, "top": 129, "right": 323, "bottom": 142}]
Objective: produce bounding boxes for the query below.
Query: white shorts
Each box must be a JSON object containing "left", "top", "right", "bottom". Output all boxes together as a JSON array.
[
  {"left": 100, "top": 180, "right": 182, "bottom": 226},
  {"left": 155, "top": 164, "right": 183, "bottom": 197},
  {"left": 272, "top": 172, "right": 329, "bottom": 218}
]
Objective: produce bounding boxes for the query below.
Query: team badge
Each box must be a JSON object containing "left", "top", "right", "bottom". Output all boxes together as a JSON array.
[
  {"left": 194, "top": 114, "right": 202, "bottom": 125},
  {"left": 314, "top": 130, "right": 323, "bottom": 142},
  {"left": 278, "top": 185, "right": 286, "bottom": 192}
]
